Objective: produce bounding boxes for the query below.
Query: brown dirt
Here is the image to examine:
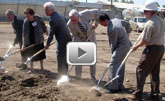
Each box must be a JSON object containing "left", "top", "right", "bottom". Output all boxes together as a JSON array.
[{"left": 0, "top": 23, "right": 165, "bottom": 101}]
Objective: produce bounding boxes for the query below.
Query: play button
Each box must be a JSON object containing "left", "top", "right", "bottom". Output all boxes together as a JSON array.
[
  {"left": 67, "top": 42, "right": 96, "bottom": 65},
  {"left": 78, "top": 47, "right": 87, "bottom": 59}
]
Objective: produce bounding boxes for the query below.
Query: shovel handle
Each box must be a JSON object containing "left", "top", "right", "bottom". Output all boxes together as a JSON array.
[
  {"left": 67, "top": 65, "right": 73, "bottom": 76},
  {"left": 67, "top": 28, "right": 95, "bottom": 76},
  {"left": 86, "top": 20, "right": 95, "bottom": 42},
  {"left": 104, "top": 75, "right": 119, "bottom": 86},
  {"left": 4, "top": 45, "right": 13, "bottom": 57},
  {"left": 22, "top": 38, "right": 48, "bottom": 52},
  {"left": 24, "top": 41, "right": 56, "bottom": 64},
  {"left": 6, "top": 38, "right": 48, "bottom": 57},
  {"left": 104, "top": 33, "right": 144, "bottom": 87},
  {"left": 86, "top": 29, "right": 94, "bottom": 41},
  {"left": 115, "top": 33, "right": 144, "bottom": 77},
  {"left": 7, "top": 43, "right": 43, "bottom": 56},
  {"left": 32, "top": 41, "right": 56, "bottom": 58},
  {"left": 96, "top": 64, "right": 109, "bottom": 87}
]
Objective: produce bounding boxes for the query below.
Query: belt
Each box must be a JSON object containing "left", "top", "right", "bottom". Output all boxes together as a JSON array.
[{"left": 147, "top": 45, "right": 164, "bottom": 47}]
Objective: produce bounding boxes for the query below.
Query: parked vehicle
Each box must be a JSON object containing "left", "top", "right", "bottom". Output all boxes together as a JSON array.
[{"left": 129, "top": 17, "right": 146, "bottom": 32}]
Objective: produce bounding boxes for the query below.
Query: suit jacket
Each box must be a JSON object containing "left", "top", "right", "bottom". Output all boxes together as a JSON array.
[
  {"left": 120, "top": 19, "right": 131, "bottom": 34},
  {"left": 12, "top": 16, "right": 23, "bottom": 44},
  {"left": 23, "top": 15, "right": 46, "bottom": 46},
  {"left": 47, "top": 11, "right": 72, "bottom": 51},
  {"left": 107, "top": 18, "right": 131, "bottom": 53},
  {"left": 67, "top": 9, "right": 101, "bottom": 43}
]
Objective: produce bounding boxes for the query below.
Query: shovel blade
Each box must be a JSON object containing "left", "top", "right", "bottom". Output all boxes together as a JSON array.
[
  {"left": 17, "top": 64, "right": 28, "bottom": 70},
  {"left": 89, "top": 86, "right": 101, "bottom": 92},
  {"left": 57, "top": 75, "right": 70, "bottom": 86}
]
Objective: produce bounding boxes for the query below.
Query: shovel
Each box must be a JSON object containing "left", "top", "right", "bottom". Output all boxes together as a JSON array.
[
  {"left": 90, "top": 32, "right": 143, "bottom": 91},
  {"left": 104, "top": 33, "right": 143, "bottom": 87},
  {"left": 18, "top": 41, "right": 56, "bottom": 69},
  {"left": 56, "top": 65, "right": 74, "bottom": 86},
  {"left": 2, "top": 38, "right": 48, "bottom": 60},
  {"left": 0, "top": 45, "right": 13, "bottom": 69},
  {"left": 91, "top": 64, "right": 109, "bottom": 91},
  {"left": 0, "top": 45, "right": 13, "bottom": 61},
  {"left": 0, "top": 44, "right": 40, "bottom": 70},
  {"left": 66, "top": 28, "right": 95, "bottom": 76}
]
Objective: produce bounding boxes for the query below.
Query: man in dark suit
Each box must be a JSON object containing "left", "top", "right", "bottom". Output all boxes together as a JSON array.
[
  {"left": 5, "top": 9, "right": 24, "bottom": 62},
  {"left": 43, "top": 2, "right": 72, "bottom": 75}
]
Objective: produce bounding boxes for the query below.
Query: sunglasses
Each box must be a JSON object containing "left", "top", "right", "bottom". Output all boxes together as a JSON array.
[{"left": 144, "top": 10, "right": 150, "bottom": 13}]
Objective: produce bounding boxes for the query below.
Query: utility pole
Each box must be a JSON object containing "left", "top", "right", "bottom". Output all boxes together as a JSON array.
[
  {"left": 86, "top": 0, "right": 87, "bottom": 3},
  {"left": 111, "top": 0, "right": 113, "bottom": 9},
  {"left": 16, "top": 0, "right": 21, "bottom": 15}
]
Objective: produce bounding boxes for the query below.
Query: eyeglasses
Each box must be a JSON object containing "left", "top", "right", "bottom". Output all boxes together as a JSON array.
[{"left": 144, "top": 10, "right": 149, "bottom": 13}]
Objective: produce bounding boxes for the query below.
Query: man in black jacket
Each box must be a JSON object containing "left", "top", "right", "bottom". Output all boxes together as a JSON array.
[
  {"left": 43, "top": 2, "right": 72, "bottom": 75},
  {"left": 5, "top": 9, "right": 24, "bottom": 62}
]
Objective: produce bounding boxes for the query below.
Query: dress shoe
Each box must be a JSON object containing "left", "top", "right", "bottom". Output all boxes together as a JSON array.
[
  {"left": 105, "top": 89, "right": 119, "bottom": 93},
  {"left": 149, "top": 94, "right": 159, "bottom": 101},
  {"left": 91, "top": 77, "right": 96, "bottom": 80},
  {"left": 118, "top": 88, "right": 123, "bottom": 92},
  {"left": 127, "top": 94, "right": 142, "bottom": 101}
]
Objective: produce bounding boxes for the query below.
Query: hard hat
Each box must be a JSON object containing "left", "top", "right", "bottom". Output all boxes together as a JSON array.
[{"left": 143, "top": 0, "right": 158, "bottom": 11}]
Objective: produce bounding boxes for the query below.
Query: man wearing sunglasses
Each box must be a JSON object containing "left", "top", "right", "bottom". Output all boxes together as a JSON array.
[{"left": 128, "top": 0, "right": 164, "bottom": 100}]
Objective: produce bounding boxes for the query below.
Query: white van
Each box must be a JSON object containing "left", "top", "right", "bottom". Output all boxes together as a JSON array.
[{"left": 129, "top": 17, "right": 146, "bottom": 32}]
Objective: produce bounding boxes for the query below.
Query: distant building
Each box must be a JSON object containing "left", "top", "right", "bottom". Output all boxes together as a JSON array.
[
  {"left": 97, "top": 1, "right": 165, "bottom": 20},
  {"left": 0, "top": 0, "right": 104, "bottom": 21}
]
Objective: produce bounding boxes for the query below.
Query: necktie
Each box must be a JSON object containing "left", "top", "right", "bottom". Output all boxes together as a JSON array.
[{"left": 78, "top": 21, "right": 87, "bottom": 35}]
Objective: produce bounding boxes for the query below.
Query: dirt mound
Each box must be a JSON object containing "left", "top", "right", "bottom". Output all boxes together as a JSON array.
[
  {"left": 0, "top": 74, "right": 16, "bottom": 91},
  {"left": 0, "top": 82, "right": 10, "bottom": 91},
  {"left": 113, "top": 98, "right": 128, "bottom": 101},
  {"left": 91, "top": 89, "right": 102, "bottom": 97},
  {"left": 21, "top": 77, "right": 38, "bottom": 87},
  {"left": 1, "top": 75, "right": 15, "bottom": 81},
  {"left": 0, "top": 70, "right": 80, "bottom": 100}
]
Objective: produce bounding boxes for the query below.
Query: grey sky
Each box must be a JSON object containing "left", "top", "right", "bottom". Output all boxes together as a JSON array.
[{"left": 77, "top": 0, "right": 164, "bottom": 6}]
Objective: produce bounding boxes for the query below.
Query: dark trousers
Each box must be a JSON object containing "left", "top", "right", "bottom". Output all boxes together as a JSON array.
[
  {"left": 18, "top": 42, "right": 25, "bottom": 62},
  {"left": 56, "top": 47, "right": 68, "bottom": 75},
  {"left": 56, "top": 38, "right": 71, "bottom": 75},
  {"left": 133, "top": 45, "right": 164, "bottom": 98}
]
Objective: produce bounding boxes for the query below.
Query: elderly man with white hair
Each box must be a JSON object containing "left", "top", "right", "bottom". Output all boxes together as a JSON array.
[
  {"left": 5, "top": 9, "right": 24, "bottom": 62},
  {"left": 67, "top": 9, "right": 101, "bottom": 80},
  {"left": 43, "top": 2, "right": 72, "bottom": 75},
  {"left": 5, "top": 9, "right": 24, "bottom": 48}
]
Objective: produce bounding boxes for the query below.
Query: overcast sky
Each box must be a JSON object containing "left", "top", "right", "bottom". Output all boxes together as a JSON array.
[{"left": 76, "top": 0, "right": 164, "bottom": 6}]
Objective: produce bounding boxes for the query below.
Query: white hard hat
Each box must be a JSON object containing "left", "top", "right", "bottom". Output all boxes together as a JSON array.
[{"left": 143, "top": 0, "right": 158, "bottom": 11}]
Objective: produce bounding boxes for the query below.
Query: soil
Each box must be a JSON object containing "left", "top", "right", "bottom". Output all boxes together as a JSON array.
[{"left": 0, "top": 23, "right": 165, "bottom": 101}]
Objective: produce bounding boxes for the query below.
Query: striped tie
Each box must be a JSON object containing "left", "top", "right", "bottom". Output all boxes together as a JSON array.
[{"left": 78, "top": 21, "right": 87, "bottom": 35}]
